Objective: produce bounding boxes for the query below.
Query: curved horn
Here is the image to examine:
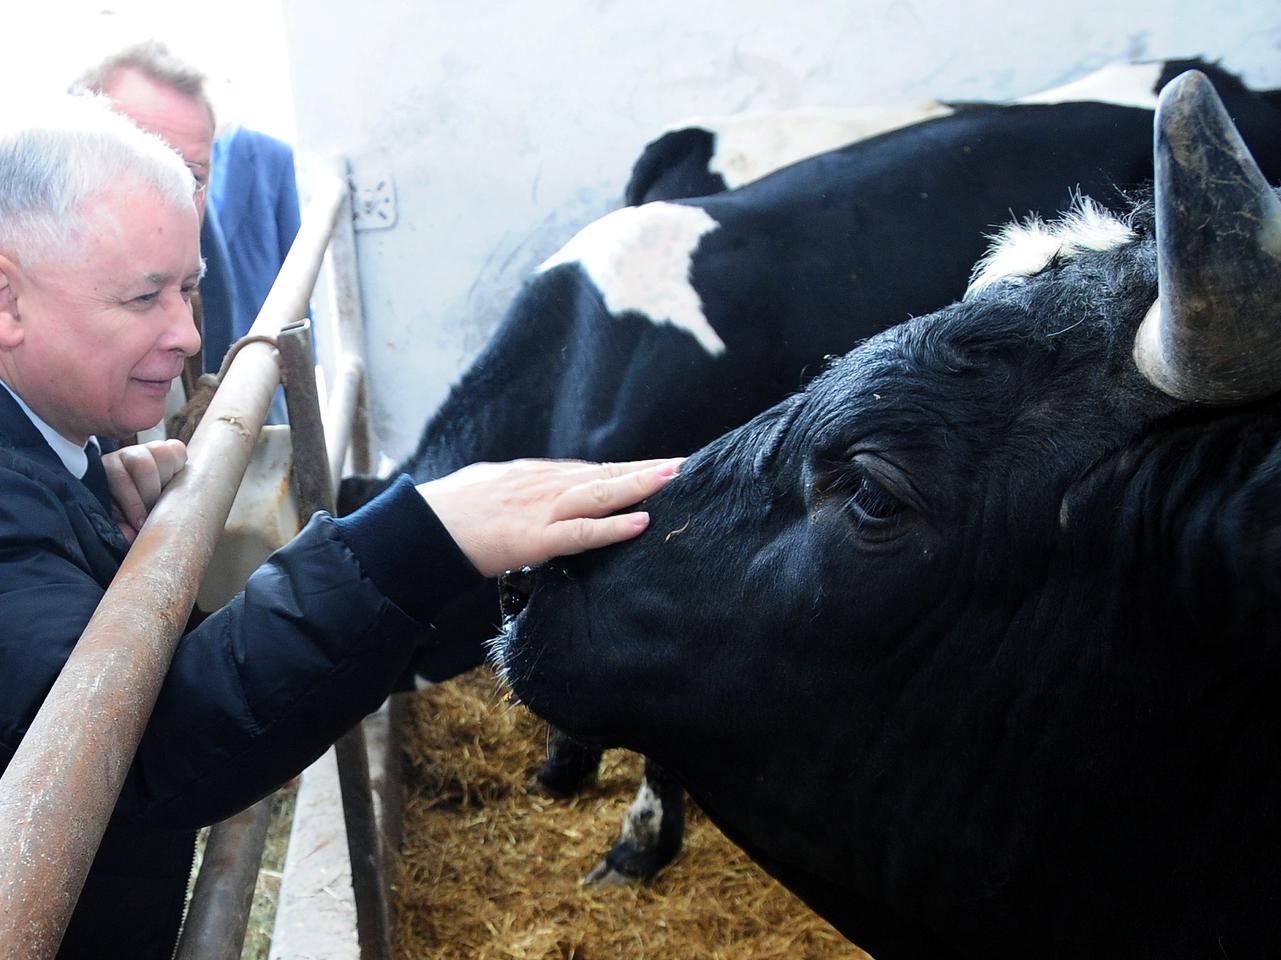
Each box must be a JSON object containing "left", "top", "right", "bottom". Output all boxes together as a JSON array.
[{"left": 1134, "top": 69, "right": 1281, "bottom": 403}]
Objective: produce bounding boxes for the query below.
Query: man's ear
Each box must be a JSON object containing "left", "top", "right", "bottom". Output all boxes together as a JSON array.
[{"left": 0, "top": 254, "right": 23, "bottom": 349}]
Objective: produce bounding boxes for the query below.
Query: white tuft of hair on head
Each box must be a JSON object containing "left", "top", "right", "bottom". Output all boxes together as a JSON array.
[
  {"left": 0, "top": 94, "right": 195, "bottom": 267},
  {"left": 965, "top": 195, "right": 1136, "bottom": 299}
]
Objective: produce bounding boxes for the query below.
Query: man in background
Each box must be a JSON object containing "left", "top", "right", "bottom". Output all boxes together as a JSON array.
[
  {"left": 72, "top": 40, "right": 244, "bottom": 374},
  {"left": 210, "top": 123, "right": 303, "bottom": 337}
]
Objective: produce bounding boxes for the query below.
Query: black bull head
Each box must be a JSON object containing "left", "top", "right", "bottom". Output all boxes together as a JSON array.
[{"left": 495, "top": 71, "right": 1281, "bottom": 960}]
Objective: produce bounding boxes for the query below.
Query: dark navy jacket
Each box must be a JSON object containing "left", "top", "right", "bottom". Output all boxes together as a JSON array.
[{"left": 0, "top": 386, "right": 481, "bottom": 958}]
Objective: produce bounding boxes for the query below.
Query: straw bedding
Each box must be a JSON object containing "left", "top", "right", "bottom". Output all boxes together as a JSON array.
[{"left": 394, "top": 666, "right": 872, "bottom": 959}]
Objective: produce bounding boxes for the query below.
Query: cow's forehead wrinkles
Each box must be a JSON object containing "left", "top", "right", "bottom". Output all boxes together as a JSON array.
[{"left": 785, "top": 305, "right": 1159, "bottom": 503}]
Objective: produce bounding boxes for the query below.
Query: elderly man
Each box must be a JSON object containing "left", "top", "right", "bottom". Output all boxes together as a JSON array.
[
  {"left": 0, "top": 96, "right": 678, "bottom": 960},
  {"left": 72, "top": 40, "right": 243, "bottom": 374}
]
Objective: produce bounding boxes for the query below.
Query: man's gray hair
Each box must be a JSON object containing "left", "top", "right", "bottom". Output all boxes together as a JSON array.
[
  {"left": 0, "top": 95, "right": 195, "bottom": 266},
  {"left": 70, "top": 39, "right": 215, "bottom": 128}
]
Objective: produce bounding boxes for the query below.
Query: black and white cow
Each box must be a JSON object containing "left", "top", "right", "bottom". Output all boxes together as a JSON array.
[
  {"left": 623, "top": 59, "right": 1255, "bottom": 204},
  {"left": 345, "top": 58, "right": 1281, "bottom": 883},
  {"left": 496, "top": 70, "right": 1281, "bottom": 958},
  {"left": 625, "top": 100, "right": 954, "bottom": 203}
]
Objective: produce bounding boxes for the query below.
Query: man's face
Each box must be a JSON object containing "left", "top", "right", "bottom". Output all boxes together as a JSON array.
[
  {"left": 101, "top": 66, "right": 214, "bottom": 222},
  {"left": 0, "top": 179, "right": 203, "bottom": 444}
]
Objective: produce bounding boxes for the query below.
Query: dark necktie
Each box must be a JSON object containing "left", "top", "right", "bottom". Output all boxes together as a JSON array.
[{"left": 82, "top": 442, "right": 113, "bottom": 513}]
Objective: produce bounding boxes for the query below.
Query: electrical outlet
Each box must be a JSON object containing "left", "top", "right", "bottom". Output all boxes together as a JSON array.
[{"left": 350, "top": 172, "right": 397, "bottom": 231}]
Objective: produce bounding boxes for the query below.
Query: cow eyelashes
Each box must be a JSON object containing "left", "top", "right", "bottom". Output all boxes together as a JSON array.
[
  {"left": 814, "top": 458, "right": 908, "bottom": 533},
  {"left": 845, "top": 463, "right": 906, "bottom": 525},
  {"left": 844, "top": 471, "right": 903, "bottom": 524}
]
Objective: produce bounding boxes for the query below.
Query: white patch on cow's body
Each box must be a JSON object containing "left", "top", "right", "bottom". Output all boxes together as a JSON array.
[
  {"left": 619, "top": 776, "right": 663, "bottom": 849},
  {"left": 676, "top": 102, "right": 954, "bottom": 190},
  {"left": 1015, "top": 61, "right": 1164, "bottom": 110},
  {"left": 966, "top": 196, "right": 1136, "bottom": 298},
  {"left": 538, "top": 203, "right": 724, "bottom": 356}
]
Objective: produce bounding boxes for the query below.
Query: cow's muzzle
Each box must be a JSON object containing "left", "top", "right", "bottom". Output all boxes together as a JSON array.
[{"left": 498, "top": 565, "right": 541, "bottom": 620}]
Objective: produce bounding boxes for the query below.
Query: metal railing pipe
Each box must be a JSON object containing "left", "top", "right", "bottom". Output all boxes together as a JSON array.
[
  {"left": 173, "top": 798, "right": 274, "bottom": 960},
  {"left": 324, "top": 353, "right": 366, "bottom": 492},
  {"left": 246, "top": 173, "right": 347, "bottom": 341},
  {"left": 317, "top": 157, "right": 374, "bottom": 486},
  {"left": 0, "top": 173, "right": 347, "bottom": 960}
]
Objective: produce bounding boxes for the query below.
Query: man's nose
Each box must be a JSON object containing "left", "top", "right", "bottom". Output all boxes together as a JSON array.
[{"left": 165, "top": 296, "right": 203, "bottom": 359}]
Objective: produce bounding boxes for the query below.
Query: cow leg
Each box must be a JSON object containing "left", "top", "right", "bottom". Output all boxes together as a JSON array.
[
  {"left": 535, "top": 729, "right": 604, "bottom": 798},
  {"left": 586, "top": 756, "right": 685, "bottom": 884}
]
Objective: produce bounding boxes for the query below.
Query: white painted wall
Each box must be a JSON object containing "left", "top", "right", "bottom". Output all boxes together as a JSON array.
[
  {"left": 280, "top": 0, "right": 1281, "bottom": 462},
  {"left": 6, "top": 1, "right": 297, "bottom": 143}
]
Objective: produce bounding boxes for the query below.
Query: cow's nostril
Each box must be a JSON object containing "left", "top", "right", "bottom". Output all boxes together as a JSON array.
[{"left": 498, "top": 566, "right": 539, "bottom": 619}]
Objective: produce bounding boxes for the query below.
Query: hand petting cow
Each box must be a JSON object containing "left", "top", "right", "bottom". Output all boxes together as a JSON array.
[
  {"left": 496, "top": 70, "right": 1281, "bottom": 959},
  {"left": 343, "top": 58, "right": 1281, "bottom": 885}
]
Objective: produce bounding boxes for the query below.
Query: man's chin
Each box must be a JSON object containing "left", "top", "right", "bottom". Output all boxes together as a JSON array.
[
  {"left": 116, "top": 398, "right": 171, "bottom": 439},
  {"left": 127, "top": 375, "right": 181, "bottom": 412}
]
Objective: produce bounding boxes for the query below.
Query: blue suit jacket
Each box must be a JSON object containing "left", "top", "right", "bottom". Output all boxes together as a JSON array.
[{"left": 210, "top": 126, "right": 304, "bottom": 340}]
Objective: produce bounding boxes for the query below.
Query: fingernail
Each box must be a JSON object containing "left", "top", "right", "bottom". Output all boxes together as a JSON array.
[{"left": 631, "top": 512, "right": 651, "bottom": 530}]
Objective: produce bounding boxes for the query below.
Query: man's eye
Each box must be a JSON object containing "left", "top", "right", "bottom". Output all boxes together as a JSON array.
[
  {"left": 132, "top": 292, "right": 160, "bottom": 305},
  {"left": 180, "top": 285, "right": 197, "bottom": 302}
]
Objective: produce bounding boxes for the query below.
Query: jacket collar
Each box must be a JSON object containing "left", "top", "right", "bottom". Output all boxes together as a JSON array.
[
  {"left": 0, "top": 383, "right": 125, "bottom": 548},
  {"left": 0, "top": 381, "right": 67, "bottom": 473}
]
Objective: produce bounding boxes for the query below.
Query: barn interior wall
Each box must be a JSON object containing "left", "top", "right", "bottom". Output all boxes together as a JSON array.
[{"left": 280, "top": 0, "right": 1281, "bottom": 464}]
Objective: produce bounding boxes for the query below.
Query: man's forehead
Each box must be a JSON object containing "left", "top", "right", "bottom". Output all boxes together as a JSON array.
[
  {"left": 97, "top": 253, "right": 205, "bottom": 293},
  {"left": 101, "top": 67, "right": 213, "bottom": 159},
  {"left": 61, "top": 184, "right": 201, "bottom": 277}
]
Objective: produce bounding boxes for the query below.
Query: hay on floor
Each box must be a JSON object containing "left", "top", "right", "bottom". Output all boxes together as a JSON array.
[{"left": 394, "top": 666, "right": 872, "bottom": 959}]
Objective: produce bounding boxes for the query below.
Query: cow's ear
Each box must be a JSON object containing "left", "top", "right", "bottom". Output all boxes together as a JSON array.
[{"left": 0, "top": 254, "right": 22, "bottom": 349}]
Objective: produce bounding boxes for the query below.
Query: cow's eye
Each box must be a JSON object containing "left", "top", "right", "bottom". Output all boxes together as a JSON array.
[
  {"left": 813, "top": 456, "right": 910, "bottom": 536},
  {"left": 845, "top": 463, "right": 906, "bottom": 525}
]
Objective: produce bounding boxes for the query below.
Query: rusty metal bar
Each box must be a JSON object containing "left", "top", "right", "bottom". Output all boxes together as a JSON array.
[
  {"left": 279, "top": 321, "right": 334, "bottom": 515},
  {"left": 279, "top": 322, "right": 394, "bottom": 960},
  {"left": 0, "top": 173, "right": 347, "bottom": 960},
  {"left": 351, "top": 375, "right": 374, "bottom": 477},
  {"left": 173, "top": 798, "right": 274, "bottom": 960},
  {"left": 333, "top": 733, "right": 394, "bottom": 960}
]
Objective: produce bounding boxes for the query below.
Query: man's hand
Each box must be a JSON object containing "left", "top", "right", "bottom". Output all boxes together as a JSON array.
[
  {"left": 418, "top": 458, "right": 683, "bottom": 577},
  {"left": 102, "top": 439, "right": 188, "bottom": 544}
]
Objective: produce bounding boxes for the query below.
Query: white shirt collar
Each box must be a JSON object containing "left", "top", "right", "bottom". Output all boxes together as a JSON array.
[{"left": 0, "top": 379, "right": 96, "bottom": 478}]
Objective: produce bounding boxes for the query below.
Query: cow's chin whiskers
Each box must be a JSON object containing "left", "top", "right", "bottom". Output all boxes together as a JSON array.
[
  {"left": 485, "top": 611, "right": 550, "bottom": 706},
  {"left": 484, "top": 616, "right": 518, "bottom": 692}
]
